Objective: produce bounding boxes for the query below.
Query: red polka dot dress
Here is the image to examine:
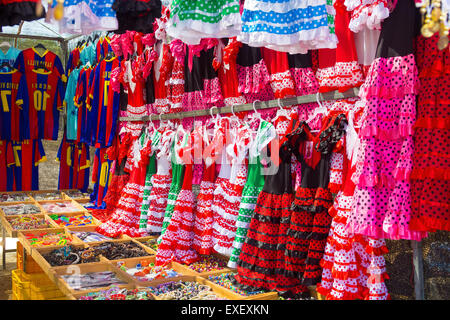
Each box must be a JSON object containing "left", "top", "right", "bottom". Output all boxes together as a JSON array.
[
  {"left": 316, "top": 110, "right": 390, "bottom": 300},
  {"left": 285, "top": 114, "right": 348, "bottom": 288},
  {"left": 409, "top": 33, "right": 450, "bottom": 232},
  {"left": 212, "top": 123, "right": 251, "bottom": 256},
  {"left": 235, "top": 129, "right": 304, "bottom": 294},
  {"left": 167, "top": 39, "right": 185, "bottom": 114},
  {"left": 156, "top": 163, "right": 199, "bottom": 265},
  {"left": 146, "top": 129, "right": 174, "bottom": 233},
  {"left": 315, "top": 0, "right": 364, "bottom": 93},
  {"left": 97, "top": 130, "right": 151, "bottom": 238}
]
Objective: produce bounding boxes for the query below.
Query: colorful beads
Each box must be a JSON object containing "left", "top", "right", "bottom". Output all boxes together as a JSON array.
[
  {"left": 185, "top": 255, "right": 227, "bottom": 273},
  {"left": 117, "top": 260, "right": 179, "bottom": 282},
  {"left": 144, "top": 238, "right": 159, "bottom": 252},
  {"left": 0, "top": 193, "right": 30, "bottom": 202},
  {"left": 8, "top": 216, "right": 50, "bottom": 230},
  {"left": 208, "top": 273, "right": 266, "bottom": 296},
  {"left": 41, "top": 202, "right": 81, "bottom": 213},
  {"left": 78, "top": 285, "right": 154, "bottom": 300},
  {"left": 1, "top": 204, "right": 41, "bottom": 215},
  {"left": 50, "top": 214, "right": 93, "bottom": 227},
  {"left": 148, "top": 281, "right": 227, "bottom": 300},
  {"left": 24, "top": 231, "right": 71, "bottom": 247}
]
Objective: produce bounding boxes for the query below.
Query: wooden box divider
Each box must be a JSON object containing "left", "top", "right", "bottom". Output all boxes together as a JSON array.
[{"left": 51, "top": 262, "right": 136, "bottom": 296}]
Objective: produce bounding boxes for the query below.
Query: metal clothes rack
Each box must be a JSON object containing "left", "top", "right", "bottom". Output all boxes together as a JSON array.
[
  {"left": 117, "top": 85, "right": 426, "bottom": 300},
  {"left": 119, "top": 87, "right": 360, "bottom": 122}
]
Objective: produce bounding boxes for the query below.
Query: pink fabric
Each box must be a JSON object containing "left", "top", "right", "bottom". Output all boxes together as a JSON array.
[{"left": 236, "top": 59, "right": 271, "bottom": 94}]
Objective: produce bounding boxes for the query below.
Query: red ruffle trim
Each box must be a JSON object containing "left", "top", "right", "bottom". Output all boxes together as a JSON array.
[
  {"left": 419, "top": 59, "right": 450, "bottom": 78},
  {"left": 411, "top": 167, "right": 450, "bottom": 180},
  {"left": 328, "top": 183, "right": 343, "bottom": 195},
  {"left": 319, "top": 83, "right": 363, "bottom": 94},
  {"left": 365, "top": 244, "right": 389, "bottom": 256},
  {"left": 316, "top": 284, "right": 368, "bottom": 300},
  {"left": 409, "top": 215, "right": 450, "bottom": 232},
  {"left": 414, "top": 117, "right": 450, "bottom": 130}
]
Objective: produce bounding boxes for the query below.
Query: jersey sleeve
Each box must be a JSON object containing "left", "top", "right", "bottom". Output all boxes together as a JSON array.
[
  {"left": 54, "top": 55, "right": 67, "bottom": 83},
  {"left": 6, "top": 142, "right": 15, "bottom": 167},
  {"left": 79, "top": 144, "right": 90, "bottom": 170},
  {"left": 106, "top": 88, "right": 120, "bottom": 147},
  {"left": 13, "top": 51, "right": 25, "bottom": 74}
]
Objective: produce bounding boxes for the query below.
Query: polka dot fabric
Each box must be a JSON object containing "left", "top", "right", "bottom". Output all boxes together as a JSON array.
[{"left": 409, "top": 34, "right": 450, "bottom": 232}]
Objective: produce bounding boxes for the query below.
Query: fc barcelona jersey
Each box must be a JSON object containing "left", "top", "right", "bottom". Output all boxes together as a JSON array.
[
  {"left": 14, "top": 48, "right": 66, "bottom": 140},
  {"left": 0, "top": 69, "right": 29, "bottom": 141},
  {"left": 0, "top": 140, "right": 15, "bottom": 191},
  {"left": 10, "top": 139, "right": 46, "bottom": 191}
]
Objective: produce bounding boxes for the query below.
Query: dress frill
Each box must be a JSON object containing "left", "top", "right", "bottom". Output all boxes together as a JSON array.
[{"left": 316, "top": 192, "right": 390, "bottom": 300}]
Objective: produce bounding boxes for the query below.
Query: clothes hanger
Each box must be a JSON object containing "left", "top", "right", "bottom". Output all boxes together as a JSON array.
[
  {"left": 247, "top": 99, "right": 263, "bottom": 127},
  {"left": 307, "top": 92, "right": 328, "bottom": 133},
  {"left": 272, "top": 98, "right": 292, "bottom": 125},
  {"left": 228, "top": 104, "right": 241, "bottom": 127}
]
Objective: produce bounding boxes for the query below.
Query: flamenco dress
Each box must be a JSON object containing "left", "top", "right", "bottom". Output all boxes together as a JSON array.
[
  {"left": 409, "top": 33, "right": 450, "bottom": 232},
  {"left": 235, "top": 127, "right": 303, "bottom": 294},
  {"left": 97, "top": 130, "right": 151, "bottom": 237},
  {"left": 146, "top": 129, "right": 175, "bottom": 233},
  {"left": 192, "top": 120, "right": 226, "bottom": 255},
  {"left": 167, "top": 39, "right": 186, "bottom": 114},
  {"left": 238, "top": 0, "right": 337, "bottom": 54},
  {"left": 228, "top": 120, "right": 277, "bottom": 268},
  {"left": 235, "top": 44, "right": 274, "bottom": 120},
  {"left": 346, "top": 0, "right": 428, "bottom": 240},
  {"left": 212, "top": 122, "right": 251, "bottom": 256},
  {"left": 156, "top": 161, "right": 199, "bottom": 265},
  {"left": 167, "top": 0, "right": 241, "bottom": 45},
  {"left": 345, "top": 0, "right": 395, "bottom": 33},
  {"left": 138, "top": 130, "right": 162, "bottom": 234},
  {"left": 112, "top": 0, "right": 162, "bottom": 33},
  {"left": 285, "top": 114, "right": 348, "bottom": 288},
  {"left": 316, "top": 110, "right": 390, "bottom": 300},
  {"left": 315, "top": 0, "right": 365, "bottom": 93},
  {"left": 158, "top": 130, "right": 187, "bottom": 243}
]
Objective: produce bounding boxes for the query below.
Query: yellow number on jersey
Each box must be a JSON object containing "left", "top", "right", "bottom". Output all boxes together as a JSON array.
[
  {"left": 1, "top": 90, "right": 11, "bottom": 112},
  {"left": 33, "top": 90, "right": 51, "bottom": 111}
]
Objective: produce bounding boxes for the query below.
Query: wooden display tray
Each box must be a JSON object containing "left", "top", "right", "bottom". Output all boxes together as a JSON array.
[
  {"left": 18, "top": 228, "right": 81, "bottom": 253},
  {"left": 47, "top": 211, "right": 101, "bottom": 228},
  {"left": 0, "top": 202, "right": 43, "bottom": 216},
  {"left": 180, "top": 253, "right": 234, "bottom": 278},
  {"left": 37, "top": 199, "right": 88, "bottom": 215},
  {"left": 52, "top": 262, "right": 135, "bottom": 297},
  {"left": 140, "top": 275, "right": 243, "bottom": 300},
  {"left": 0, "top": 191, "right": 34, "bottom": 204},
  {"left": 111, "top": 256, "right": 191, "bottom": 287},
  {"left": 204, "top": 271, "right": 279, "bottom": 300},
  {"left": 66, "top": 284, "right": 138, "bottom": 300},
  {"left": 0, "top": 214, "right": 56, "bottom": 237},
  {"left": 67, "top": 225, "right": 124, "bottom": 244},
  {"left": 132, "top": 236, "right": 158, "bottom": 254},
  {"left": 31, "top": 244, "right": 101, "bottom": 272},
  {"left": 86, "top": 239, "right": 155, "bottom": 262},
  {"left": 27, "top": 190, "right": 66, "bottom": 202},
  {"left": 61, "top": 189, "right": 91, "bottom": 201}
]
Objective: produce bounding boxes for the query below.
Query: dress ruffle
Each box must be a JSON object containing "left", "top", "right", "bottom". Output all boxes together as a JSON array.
[{"left": 237, "top": 59, "right": 271, "bottom": 94}]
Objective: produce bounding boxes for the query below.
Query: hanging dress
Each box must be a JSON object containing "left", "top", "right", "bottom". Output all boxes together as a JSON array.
[
  {"left": 228, "top": 120, "right": 277, "bottom": 268},
  {"left": 238, "top": 0, "right": 337, "bottom": 53},
  {"left": 157, "top": 129, "right": 187, "bottom": 243},
  {"left": 235, "top": 125, "right": 304, "bottom": 294},
  {"left": 167, "top": 0, "right": 241, "bottom": 45},
  {"left": 156, "top": 162, "right": 199, "bottom": 265},
  {"left": 146, "top": 128, "right": 175, "bottom": 233},
  {"left": 96, "top": 129, "right": 151, "bottom": 238},
  {"left": 138, "top": 129, "right": 162, "bottom": 234},
  {"left": 346, "top": 1, "right": 428, "bottom": 241},
  {"left": 285, "top": 114, "right": 348, "bottom": 288},
  {"left": 409, "top": 33, "right": 450, "bottom": 232},
  {"left": 212, "top": 122, "right": 251, "bottom": 256},
  {"left": 316, "top": 109, "right": 390, "bottom": 300}
]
